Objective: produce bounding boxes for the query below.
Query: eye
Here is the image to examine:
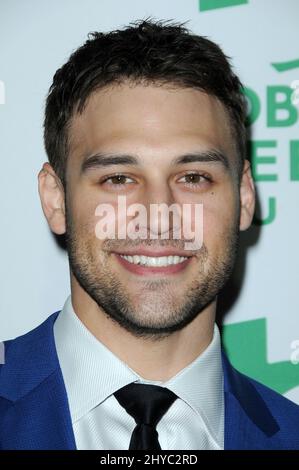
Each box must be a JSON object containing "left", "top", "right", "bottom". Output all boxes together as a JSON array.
[
  {"left": 100, "top": 174, "right": 136, "bottom": 187},
  {"left": 177, "top": 172, "right": 212, "bottom": 187}
]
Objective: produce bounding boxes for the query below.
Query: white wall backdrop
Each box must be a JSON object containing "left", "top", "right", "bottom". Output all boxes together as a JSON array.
[{"left": 0, "top": 0, "right": 298, "bottom": 402}]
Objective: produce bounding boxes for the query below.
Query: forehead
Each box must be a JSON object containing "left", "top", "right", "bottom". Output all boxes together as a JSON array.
[{"left": 68, "top": 83, "right": 235, "bottom": 163}]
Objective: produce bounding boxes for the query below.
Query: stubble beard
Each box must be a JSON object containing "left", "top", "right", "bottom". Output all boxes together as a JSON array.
[{"left": 65, "top": 207, "right": 239, "bottom": 341}]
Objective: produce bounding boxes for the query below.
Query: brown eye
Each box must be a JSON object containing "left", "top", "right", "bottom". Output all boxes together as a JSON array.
[
  {"left": 102, "top": 174, "right": 135, "bottom": 186},
  {"left": 110, "top": 175, "right": 128, "bottom": 184},
  {"left": 184, "top": 174, "right": 203, "bottom": 184},
  {"left": 178, "top": 173, "right": 211, "bottom": 187}
]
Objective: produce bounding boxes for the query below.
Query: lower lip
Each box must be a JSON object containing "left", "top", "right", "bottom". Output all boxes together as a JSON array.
[{"left": 113, "top": 253, "right": 193, "bottom": 275}]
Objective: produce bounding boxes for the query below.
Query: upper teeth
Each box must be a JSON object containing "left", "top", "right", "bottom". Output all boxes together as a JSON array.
[{"left": 119, "top": 254, "right": 188, "bottom": 267}]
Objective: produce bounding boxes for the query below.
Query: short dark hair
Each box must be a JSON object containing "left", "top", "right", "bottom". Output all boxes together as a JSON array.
[{"left": 44, "top": 18, "right": 247, "bottom": 186}]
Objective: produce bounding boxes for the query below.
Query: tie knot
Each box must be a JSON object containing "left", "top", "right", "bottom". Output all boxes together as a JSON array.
[{"left": 114, "top": 382, "right": 178, "bottom": 427}]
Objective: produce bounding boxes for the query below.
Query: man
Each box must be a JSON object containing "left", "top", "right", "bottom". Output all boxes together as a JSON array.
[{"left": 0, "top": 19, "right": 298, "bottom": 451}]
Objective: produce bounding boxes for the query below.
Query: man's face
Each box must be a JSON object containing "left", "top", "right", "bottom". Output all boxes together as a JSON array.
[{"left": 63, "top": 83, "right": 246, "bottom": 338}]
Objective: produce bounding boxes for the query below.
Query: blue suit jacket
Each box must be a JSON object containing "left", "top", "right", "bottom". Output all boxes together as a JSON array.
[{"left": 0, "top": 311, "right": 299, "bottom": 450}]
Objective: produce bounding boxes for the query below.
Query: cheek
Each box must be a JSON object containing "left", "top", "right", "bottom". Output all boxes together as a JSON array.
[
  {"left": 201, "top": 191, "right": 238, "bottom": 251},
  {"left": 80, "top": 189, "right": 127, "bottom": 237},
  {"left": 67, "top": 192, "right": 103, "bottom": 246}
]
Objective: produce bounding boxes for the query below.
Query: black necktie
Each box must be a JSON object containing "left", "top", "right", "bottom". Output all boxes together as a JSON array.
[{"left": 114, "top": 382, "right": 178, "bottom": 450}]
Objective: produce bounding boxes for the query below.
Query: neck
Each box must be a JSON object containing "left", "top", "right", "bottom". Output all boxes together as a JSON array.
[{"left": 70, "top": 276, "right": 216, "bottom": 382}]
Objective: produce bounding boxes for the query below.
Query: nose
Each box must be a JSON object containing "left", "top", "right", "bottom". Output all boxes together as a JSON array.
[{"left": 141, "top": 180, "right": 181, "bottom": 239}]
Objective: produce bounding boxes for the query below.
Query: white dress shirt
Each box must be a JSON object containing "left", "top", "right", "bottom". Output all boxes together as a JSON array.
[{"left": 53, "top": 295, "right": 224, "bottom": 450}]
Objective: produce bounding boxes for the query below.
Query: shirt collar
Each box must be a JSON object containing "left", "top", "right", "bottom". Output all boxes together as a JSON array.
[{"left": 54, "top": 295, "right": 223, "bottom": 444}]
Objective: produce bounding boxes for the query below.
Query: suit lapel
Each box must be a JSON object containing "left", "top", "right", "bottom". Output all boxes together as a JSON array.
[
  {"left": 0, "top": 312, "right": 76, "bottom": 450},
  {"left": 221, "top": 351, "right": 280, "bottom": 449}
]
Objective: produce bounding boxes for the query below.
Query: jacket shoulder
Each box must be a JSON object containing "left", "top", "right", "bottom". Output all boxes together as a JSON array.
[
  {"left": 222, "top": 351, "right": 299, "bottom": 449},
  {"left": 0, "top": 312, "right": 60, "bottom": 401},
  {"left": 247, "top": 372, "right": 299, "bottom": 419},
  {"left": 238, "top": 368, "right": 299, "bottom": 448}
]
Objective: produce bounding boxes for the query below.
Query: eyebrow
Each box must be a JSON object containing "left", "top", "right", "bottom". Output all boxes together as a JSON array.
[
  {"left": 80, "top": 149, "right": 230, "bottom": 173},
  {"left": 173, "top": 150, "right": 229, "bottom": 169}
]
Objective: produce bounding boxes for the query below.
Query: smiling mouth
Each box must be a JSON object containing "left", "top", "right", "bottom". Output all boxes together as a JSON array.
[
  {"left": 118, "top": 254, "right": 188, "bottom": 267},
  {"left": 112, "top": 251, "right": 194, "bottom": 276}
]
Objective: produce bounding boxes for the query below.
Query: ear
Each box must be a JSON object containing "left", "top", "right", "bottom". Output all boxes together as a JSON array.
[
  {"left": 38, "top": 162, "right": 66, "bottom": 235},
  {"left": 239, "top": 159, "right": 256, "bottom": 231}
]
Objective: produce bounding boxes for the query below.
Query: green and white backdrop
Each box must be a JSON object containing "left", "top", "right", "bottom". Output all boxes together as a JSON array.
[{"left": 0, "top": 0, "right": 298, "bottom": 404}]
